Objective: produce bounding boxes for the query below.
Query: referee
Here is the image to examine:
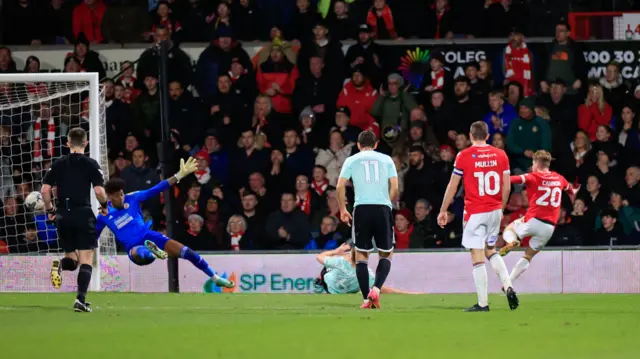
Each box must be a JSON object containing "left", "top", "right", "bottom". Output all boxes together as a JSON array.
[
  {"left": 336, "top": 131, "right": 399, "bottom": 309},
  {"left": 41, "top": 128, "right": 108, "bottom": 313}
]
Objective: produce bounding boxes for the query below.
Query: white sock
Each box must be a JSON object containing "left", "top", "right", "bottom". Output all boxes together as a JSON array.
[
  {"left": 510, "top": 258, "right": 530, "bottom": 283},
  {"left": 473, "top": 263, "right": 489, "bottom": 307},
  {"left": 502, "top": 229, "right": 518, "bottom": 244},
  {"left": 489, "top": 254, "right": 513, "bottom": 290}
]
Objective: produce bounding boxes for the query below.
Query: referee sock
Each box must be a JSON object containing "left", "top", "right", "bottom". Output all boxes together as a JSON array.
[
  {"left": 60, "top": 257, "right": 78, "bottom": 271},
  {"left": 76, "top": 264, "right": 92, "bottom": 303},
  {"left": 373, "top": 257, "right": 391, "bottom": 290},
  {"left": 180, "top": 246, "right": 215, "bottom": 277},
  {"left": 355, "top": 261, "right": 370, "bottom": 300}
]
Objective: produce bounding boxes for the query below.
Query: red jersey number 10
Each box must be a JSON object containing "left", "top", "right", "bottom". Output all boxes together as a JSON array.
[{"left": 473, "top": 171, "right": 500, "bottom": 196}]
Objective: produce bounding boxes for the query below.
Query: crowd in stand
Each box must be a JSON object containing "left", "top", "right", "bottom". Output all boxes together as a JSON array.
[{"left": 0, "top": 0, "right": 639, "bottom": 254}]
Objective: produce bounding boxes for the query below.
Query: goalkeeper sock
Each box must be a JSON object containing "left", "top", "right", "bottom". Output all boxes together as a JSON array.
[
  {"left": 60, "top": 257, "right": 78, "bottom": 271},
  {"left": 510, "top": 258, "right": 530, "bottom": 283},
  {"left": 373, "top": 257, "right": 391, "bottom": 290},
  {"left": 356, "top": 261, "right": 370, "bottom": 300},
  {"left": 473, "top": 262, "right": 488, "bottom": 307},
  {"left": 77, "top": 264, "right": 92, "bottom": 303},
  {"left": 180, "top": 246, "right": 215, "bottom": 277},
  {"left": 489, "top": 253, "right": 513, "bottom": 289}
]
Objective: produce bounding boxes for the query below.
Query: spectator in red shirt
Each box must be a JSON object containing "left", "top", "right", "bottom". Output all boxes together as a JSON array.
[
  {"left": 337, "top": 67, "right": 378, "bottom": 131},
  {"left": 256, "top": 40, "right": 299, "bottom": 115},
  {"left": 503, "top": 27, "right": 534, "bottom": 97},
  {"left": 578, "top": 83, "right": 613, "bottom": 141},
  {"left": 72, "top": 0, "right": 107, "bottom": 43},
  {"left": 366, "top": 0, "right": 397, "bottom": 39},
  {"left": 393, "top": 208, "right": 413, "bottom": 249}
]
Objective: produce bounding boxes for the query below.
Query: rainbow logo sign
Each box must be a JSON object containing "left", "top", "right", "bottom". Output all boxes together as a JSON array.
[{"left": 398, "top": 48, "right": 431, "bottom": 90}]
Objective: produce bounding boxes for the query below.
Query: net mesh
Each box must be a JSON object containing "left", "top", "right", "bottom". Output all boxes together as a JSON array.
[{"left": 0, "top": 76, "right": 116, "bottom": 291}]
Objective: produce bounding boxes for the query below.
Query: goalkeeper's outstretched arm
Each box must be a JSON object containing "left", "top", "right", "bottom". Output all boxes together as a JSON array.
[{"left": 133, "top": 158, "right": 198, "bottom": 203}]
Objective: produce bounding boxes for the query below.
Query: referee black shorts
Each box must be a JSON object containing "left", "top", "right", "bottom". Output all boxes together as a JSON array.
[
  {"left": 55, "top": 208, "right": 97, "bottom": 253},
  {"left": 352, "top": 204, "right": 394, "bottom": 253}
]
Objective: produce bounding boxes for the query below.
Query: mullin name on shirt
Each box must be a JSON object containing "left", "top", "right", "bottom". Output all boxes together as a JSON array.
[{"left": 473, "top": 152, "right": 498, "bottom": 168}]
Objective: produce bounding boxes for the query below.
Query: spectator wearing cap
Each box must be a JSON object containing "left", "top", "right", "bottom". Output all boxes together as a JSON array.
[
  {"left": 2, "top": 0, "right": 44, "bottom": 45},
  {"left": 326, "top": 0, "right": 357, "bottom": 41},
  {"left": 539, "top": 78, "right": 578, "bottom": 144},
  {"left": 231, "top": 0, "right": 262, "bottom": 41},
  {"left": 256, "top": 40, "right": 299, "bottom": 115},
  {"left": 409, "top": 199, "right": 439, "bottom": 248},
  {"left": 421, "top": 52, "right": 453, "bottom": 96},
  {"left": 366, "top": 0, "right": 398, "bottom": 39},
  {"left": 192, "top": 151, "right": 214, "bottom": 188},
  {"left": 266, "top": 193, "right": 312, "bottom": 250},
  {"left": 195, "top": 26, "right": 253, "bottom": 100},
  {"left": 73, "top": 33, "right": 106, "bottom": 79},
  {"left": 393, "top": 208, "right": 413, "bottom": 249},
  {"left": 299, "top": 107, "right": 321, "bottom": 150},
  {"left": 465, "top": 62, "right": 491, "bottom": 98},
  {"left": 168, "top": 80, "right": 205, "bottom": 151},
  {"left": 104, "top": 79, "right": 133, "bottom": 150},
  {"left": 101, "top": 0, "right": 149, "bottom": 43},
  {"left": 337, "top": 67, "right": 379, "bottom": 131},
  {"left": 502, "top": 27, "right": 534, "bottom": 97},
  {"left": 288, "top": 0, "right": 321, "bottom": 42},
  {"left": 484, "top": 0, "right": 524, "bottom": 38},
  {"left": 600, "top": 62, "right": 632, "bottom": 117},
  {"left": 316, "top": 130, "right": 355, "bottom": 185},
  {"left": 403, "top": 145, "right": 436, "bottom": 210},
  {"left": 483, "top": 90, "right": 517, "bottom": 139},
  {"left": 591, "top": 208, "right": 628, "bottom": 246},
  {"left": 293, "top": 56, "right": 341, "bottom": 135},
  {"left": 344, "top": 24, "right": 384, "bottom": 87},
  {"left": 132, "top": 74, "right": 160, "bottom": 142},
  {"left": 0, "top": 48, "right": 17, "bottom": 73},
  {"left": 578, "top": 83, "right": 613, "bottom": 142},
  {"left": 541, "top": 21, "right": 587, "bottom": 96},
  {"left": 450, "top": 76, "right": 485, "bottom": 135},
  {"left": 297, "top": 20, "right": 345, "bottom": 80},
  {"left": 371, "top": 73, "right": 417, "bottom": 131},
  {"left": 137, "top": 24, "right": 193, "bottom": 89},
  {"left": 332, "top": 106, "right": 360, "bottom": 145},
  {"left": 72, "top": 0, "right": 107, "bottom": 44},
  {"left": 422, "top": 0, "right": 454, "bottom": 39},
  {"left": 409, "top": 108, "right": 439, "bottom": 146},
  {"left": 506, "top": 97, "right": 552, "bottom": 172}
]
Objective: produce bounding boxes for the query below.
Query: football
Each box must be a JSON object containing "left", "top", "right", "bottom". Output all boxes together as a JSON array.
[{"left": 25, "top": 191, "right": 45, "bottom": 211}]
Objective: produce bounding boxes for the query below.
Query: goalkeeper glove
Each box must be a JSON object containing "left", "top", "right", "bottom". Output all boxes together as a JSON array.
[{"left": 175, "top": 157, "right": 198, "bottom": 182}]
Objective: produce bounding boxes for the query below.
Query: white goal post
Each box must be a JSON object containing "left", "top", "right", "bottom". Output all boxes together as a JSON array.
[{"left": 0, "top": 72, "right": 116, "bottom": 292}]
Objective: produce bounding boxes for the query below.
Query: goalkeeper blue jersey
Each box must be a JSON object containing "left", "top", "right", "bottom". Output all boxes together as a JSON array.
[{"left": 96, "top": 180, "right": 170, "bottom": 249}]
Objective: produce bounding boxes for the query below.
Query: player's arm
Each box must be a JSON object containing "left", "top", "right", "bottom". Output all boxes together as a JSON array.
[
  {"left": 336, "top": 158, "right": 352, "bottom": 224},
  {"left": 134, "top": 157, "right": 198, "bottom": 203},
  {"left": 501, "top": 154, "right": 511, "bottom": 210},
  {"left": 316, "top": 243, "right": 350, "bottom": 265},
  {"left": 41, "top": 161, "right": 58, "bottom": 213},
  {"left": 439, "top": 172, "right": 461, "bottom": 215},
  {"left": 87, "top": 158, "right": 109, "bottom": 210},
  {"left": 95, "top": 215, "right": 106, "bottom": 240},
  {"left": 388, "top": 157, "right": 399, "bottom": 201}
]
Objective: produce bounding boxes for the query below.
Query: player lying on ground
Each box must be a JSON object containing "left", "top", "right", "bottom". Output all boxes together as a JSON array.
[
  {"left": 315, "top": 243, "right": 419, "bottom": 295},
  {"left": 96, "top": 158, "right": 234, "bottom": 289},
  {"left": 500, "top": 150, "right": 578, "bottom": 284},
  {"left": 438, "top": 121, "right": 518, "bottom": 312}
]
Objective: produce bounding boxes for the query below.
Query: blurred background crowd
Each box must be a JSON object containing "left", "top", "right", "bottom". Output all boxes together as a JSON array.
[{"left": 0, "top": 0, "right": 639, "bottom": 254}]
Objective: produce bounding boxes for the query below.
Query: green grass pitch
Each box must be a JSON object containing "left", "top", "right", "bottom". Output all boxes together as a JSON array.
[{"left": 0, "top": 293, "right": 638, "bottom": 359}]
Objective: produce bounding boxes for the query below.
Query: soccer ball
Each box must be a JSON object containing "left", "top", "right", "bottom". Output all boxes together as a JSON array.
[{"left": 25, "top": 191, "right": 45, "bottom": 211}]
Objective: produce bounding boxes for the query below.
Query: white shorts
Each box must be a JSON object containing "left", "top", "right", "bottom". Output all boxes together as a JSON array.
[
  {"left": 462, "top": 209, "right": 502, "bottom": 249},
  {"left": 510, "top": 217, "right": 555, "bottom": 251}
]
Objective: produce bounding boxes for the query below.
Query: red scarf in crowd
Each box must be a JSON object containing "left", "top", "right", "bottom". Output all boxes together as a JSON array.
[
  {"left": 431, "top": 68, "right": 445, "bottom": 90},
  {"left": 393, "top": 225, "right": 414, "bottom": 249},
  {"left": 230, "top": 231, "right": 244, "bottom": 251},
  {"left": 504, "top": 43, "right": 534, "bottom": 96},
  {"left": 311, "top": 179, "right": 329, "bottom": 196},
  {"left": 297, "top": 191, "right": 311, "bottom": 215},
  {"left": 33, "top": 117, "right": 55, "bottom": 162},
  {"left": 366, "top": 5, "right": 396, "bottom": 39}
]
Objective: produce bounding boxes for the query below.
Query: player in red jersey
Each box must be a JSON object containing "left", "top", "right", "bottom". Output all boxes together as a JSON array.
[
  {"left": 438, "top": 121, "right": 519, "bottom": 312},
  {"left": 500, "top": 150, "right": 579, "bottom": 283}
]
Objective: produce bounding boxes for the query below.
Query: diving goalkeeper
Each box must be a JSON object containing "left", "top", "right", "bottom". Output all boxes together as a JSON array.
[{"left": 96, "top": 157, "right": 234, "bottom": 289}]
